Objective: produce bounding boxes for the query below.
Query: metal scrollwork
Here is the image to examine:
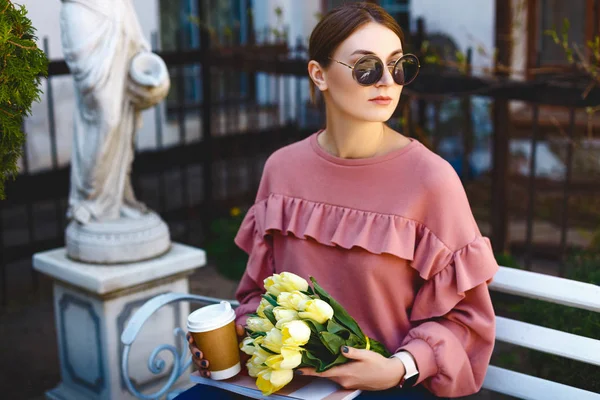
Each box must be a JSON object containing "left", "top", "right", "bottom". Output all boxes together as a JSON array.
[{"left": 120, "top": 293, "right": 239, "bottom": 399}]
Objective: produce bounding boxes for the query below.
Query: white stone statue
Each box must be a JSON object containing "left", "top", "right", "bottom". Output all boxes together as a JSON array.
[{"left": 60, "top": 0, "right": 171, "bottom": 263}]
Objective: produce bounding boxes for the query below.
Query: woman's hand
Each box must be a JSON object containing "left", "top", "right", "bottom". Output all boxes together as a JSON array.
[
  {"left": 296, "top": 346, "right": 406, "bottom": 391},
  {"left": 187, "top": 324, "right": 248, "bottom": 378}
]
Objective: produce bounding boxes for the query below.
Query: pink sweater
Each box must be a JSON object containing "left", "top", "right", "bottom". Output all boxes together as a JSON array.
[{"left": 234, "top": 132, "right": 498, "bottom": 398}]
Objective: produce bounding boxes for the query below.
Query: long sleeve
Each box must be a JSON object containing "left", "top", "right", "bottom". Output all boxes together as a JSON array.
[
  {"left": 396, "top": 157, "right": 498, "bottom": 397},
  {"left": 398, "top": 265, "right": 496, "bottom": 397}
]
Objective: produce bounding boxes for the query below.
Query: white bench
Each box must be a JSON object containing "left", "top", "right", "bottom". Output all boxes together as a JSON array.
[
  {"left": 120, "top": 266, "right": 600, "bottom": 400},
  {"left": 484, "top": 267, "right": 600, "bottom": 400}
]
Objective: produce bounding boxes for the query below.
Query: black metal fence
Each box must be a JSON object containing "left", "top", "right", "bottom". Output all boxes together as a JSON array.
[{"left": 1, "top": 25, "right": 599, "bottom": 307}]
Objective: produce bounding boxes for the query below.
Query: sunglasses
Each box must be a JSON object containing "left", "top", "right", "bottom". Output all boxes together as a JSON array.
[{"left": 328, "top": 53, "right": 420, "bottom": 86}]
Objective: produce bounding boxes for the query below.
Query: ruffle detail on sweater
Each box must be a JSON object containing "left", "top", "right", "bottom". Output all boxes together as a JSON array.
[
  {"left": 236, "top": 193, "right": 498, "bottom": 320},
  {"left": 261, "top": 193, "right": 418, "bottom": 260},
  {"left": 409, "top": 235, "right": 498, "bottom": 321}
]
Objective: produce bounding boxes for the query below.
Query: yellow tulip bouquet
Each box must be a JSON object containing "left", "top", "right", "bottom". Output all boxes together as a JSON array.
[{"left": 239, "top": 272, "right": 391, "bottom": 395}]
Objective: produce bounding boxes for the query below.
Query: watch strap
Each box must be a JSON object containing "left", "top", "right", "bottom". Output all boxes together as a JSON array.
[{"left": 390, "top": 351, "right": 419, "bottom": 388}]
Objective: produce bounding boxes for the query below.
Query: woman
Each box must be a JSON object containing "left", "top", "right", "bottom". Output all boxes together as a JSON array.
[{"left": 181, "top": 2, "right": 497, "bottom": 399}]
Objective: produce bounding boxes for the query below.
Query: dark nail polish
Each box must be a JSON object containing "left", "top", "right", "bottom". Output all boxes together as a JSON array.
[
  {"left": 195, "top": 351, "right": 200, "bottom": 358},
  {"left": 342, "top": 346, "right": 349, "bottom": 353},
  {"left": 201, "top": 360, "right": 208, "bottom": 368},
  {"left": 295, "top": 370, "right": 303, "bottom": 375}
]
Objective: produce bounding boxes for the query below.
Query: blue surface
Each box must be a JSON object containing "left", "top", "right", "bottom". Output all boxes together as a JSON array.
[{"left": 174, "top": 383, "right": 443, "bottom": 399}]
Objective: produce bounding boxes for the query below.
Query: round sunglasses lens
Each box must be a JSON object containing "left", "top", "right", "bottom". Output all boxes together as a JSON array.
[
  {"left": 354, "top": 57, "right": 383, "bottom": 85},
  {"left": 394, "top": 55, "right": 420, "bottom": 85}
]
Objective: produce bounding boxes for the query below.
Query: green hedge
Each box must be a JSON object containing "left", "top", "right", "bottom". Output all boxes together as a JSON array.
[
  {"left": 0, "top": 1, "right": 48, "bottom": 199},
  {"left": 205, "top": 207, "right": 249, "bottom": 281},
  {"left": 492, "top": 249, "right": 600, "bottom": 393}
]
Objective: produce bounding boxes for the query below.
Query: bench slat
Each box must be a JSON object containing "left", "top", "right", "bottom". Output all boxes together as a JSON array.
[
  {"left": 490, "top": 266, "right": 600, "bottom": 312},
  {"left": 483, "top": 365, "right": 600, "bottom": 400},
  {"left": 495, "top": 316, "right": 600, "bottom": 366}
]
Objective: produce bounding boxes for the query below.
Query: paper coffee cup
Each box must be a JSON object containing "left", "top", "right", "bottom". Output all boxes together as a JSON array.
[{"left": 187, "top": 301, "right": 241, "bottom": 380}]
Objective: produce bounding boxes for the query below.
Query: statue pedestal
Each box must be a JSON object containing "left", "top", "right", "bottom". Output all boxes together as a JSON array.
[
  {"left": 33, "top": 243, "right": 206, "bottom": 400},
  {"left": 65, "top": 211, "right": 171, "bottom": 264}
]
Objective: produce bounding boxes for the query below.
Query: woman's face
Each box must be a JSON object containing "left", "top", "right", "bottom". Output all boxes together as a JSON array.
[{"left": 319, "top": 22, "right": 404, "bottom": 122}]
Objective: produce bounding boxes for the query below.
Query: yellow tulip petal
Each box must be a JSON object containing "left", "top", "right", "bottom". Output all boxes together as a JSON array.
[
  {"left": 247, "top": 354, "right": 269, "bottom": 377},
  {"left": 240, "top": 336, "right": 256, "bottom": 355},
  {"left": 270, "top": 368, "right": 294, "bottom": 389},
  {"left": 256, "top": 370, "right": 275, "bottom": 395},
  {"left": 262, "top": 328, "right": 283, "bottom": 353},
  {"left": 256, "top": 298, "right": 271, "bottom": 318},
  {"left": 277, "top": 291, "right": 311, "bottom": 310},
  {"left": 279, "top": 272, "right": 309, "bottom": 292},
  {"left": 264, "top": 354, "right": 283, "bottom": 369},
  {"left": 298, "top": 299, "right": 333, "bottom": 324},
  {"left": 281, "top": 320, "right": 311, "bottom": 346},
  {"left": 279, "top": 346, "right": 303, "bottom": 369},
  {"left": 247, "top": 317, "right": 274, "bottom": 332}
]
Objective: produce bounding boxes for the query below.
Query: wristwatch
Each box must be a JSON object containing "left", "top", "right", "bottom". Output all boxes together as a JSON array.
[{"left": 390, "top": 351, "right": 420, "bottom": 388}]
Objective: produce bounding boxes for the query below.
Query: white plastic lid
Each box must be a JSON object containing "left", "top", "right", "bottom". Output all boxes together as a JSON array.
[{"left": 187, "top": 301, "right": 236, "bottom": 333}]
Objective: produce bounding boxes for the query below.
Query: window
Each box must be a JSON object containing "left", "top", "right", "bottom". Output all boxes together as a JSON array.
[
  {"left": 160, "top": 0, "right": 250, "bottom": 50},
  {"left": 531, "top": 0, "right": 600, "bottom": 68},
  {"left": 159, "top": 0, "right": 252, "bottom": 116},
  {"left": 538, "top": 0, "right": 586, "bottom": 65},
  {"left": 379, "top": 0, "right": 410, "bottom": 31}
]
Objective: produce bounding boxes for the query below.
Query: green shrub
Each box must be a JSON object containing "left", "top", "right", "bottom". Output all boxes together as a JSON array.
[
  {"left": 0, "top": 1, "right": 48, "bottom": 199},
  {"left": 205, "top": 207, "right": 249, "bottom": 281},
  {"left": 494, "top": 251, "right": 523, "bottom": 270}
]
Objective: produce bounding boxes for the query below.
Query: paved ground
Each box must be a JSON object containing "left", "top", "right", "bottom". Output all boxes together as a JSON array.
[{"left": 0, "top": 264, "right": 58, "bottom": 400}]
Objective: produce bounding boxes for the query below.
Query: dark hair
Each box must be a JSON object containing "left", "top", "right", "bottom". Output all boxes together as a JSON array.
[{"left": 308, "top": 2, "right": 405, "bottom": 101}]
